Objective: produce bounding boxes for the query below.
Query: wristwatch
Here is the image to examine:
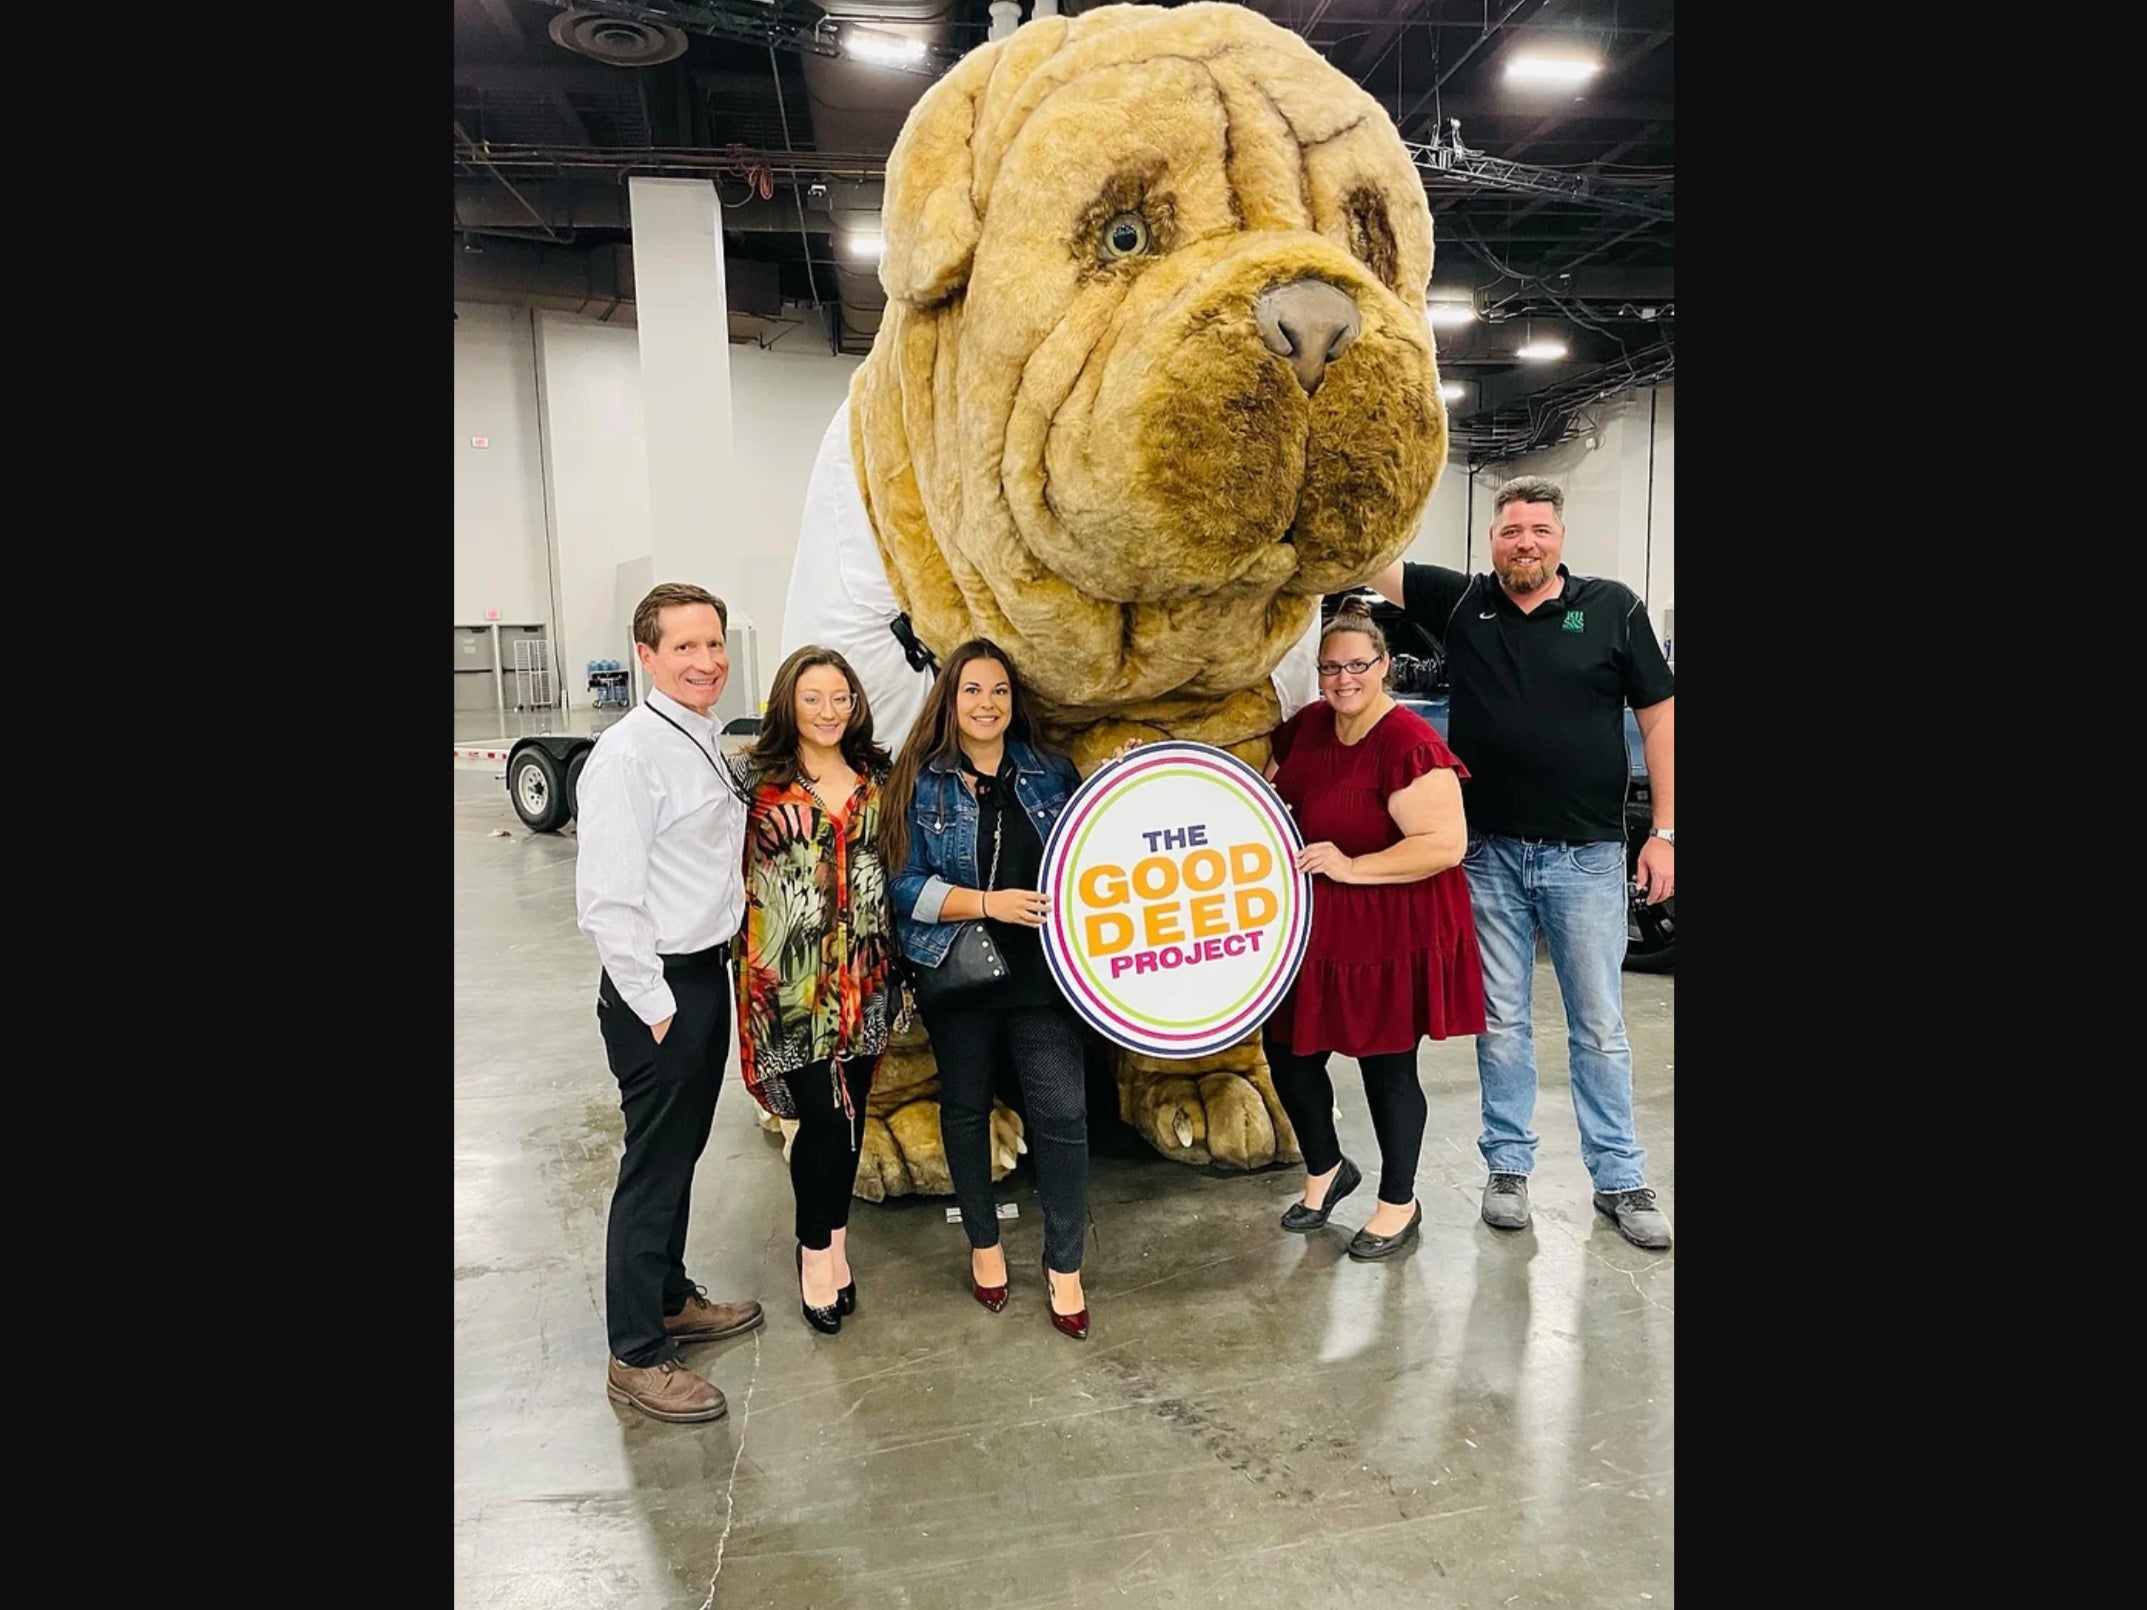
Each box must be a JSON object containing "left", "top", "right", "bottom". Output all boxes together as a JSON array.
[{"left": 1649, "top": 827, "right": 1676, "bottom": 845}]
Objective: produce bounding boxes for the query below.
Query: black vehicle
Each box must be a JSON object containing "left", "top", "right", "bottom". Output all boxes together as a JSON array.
[{"left": 1323, "top": 589, "right": 1673, "bottom": 973}]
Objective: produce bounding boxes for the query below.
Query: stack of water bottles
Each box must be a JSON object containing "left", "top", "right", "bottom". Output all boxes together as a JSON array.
[{"left": 587, "top": 658, "right": 632, "bottom": 711}]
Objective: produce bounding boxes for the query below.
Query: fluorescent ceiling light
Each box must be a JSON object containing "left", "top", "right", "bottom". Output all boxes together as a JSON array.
[
  {"left": 1506, "top": 56, "right": 1601, "bottom": 84},
  {"left": 844, "top": 231, "right": 885, "bottom": 260},
  {"left": 1426, "top": 302, "right": 1476, "bottom": 327},
  {"left": 846, "top": 29, "right": 926, "bottom": 68},
  {"left": 1516, "top": 339, "right": 1568, "bottom": 361},
  {"left": 1439, "top": 383, "right": 1466, "bottom": 401}
]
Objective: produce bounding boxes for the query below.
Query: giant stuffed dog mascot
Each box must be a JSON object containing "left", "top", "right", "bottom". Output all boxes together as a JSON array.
[{"left": 778, "top": 2, "right": 1447, "bottom": 1197}]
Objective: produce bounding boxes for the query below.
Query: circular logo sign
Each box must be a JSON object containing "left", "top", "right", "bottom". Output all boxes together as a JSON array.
[{"left": 1040, "top": 741, "right": 1312, "bottom": 1057}]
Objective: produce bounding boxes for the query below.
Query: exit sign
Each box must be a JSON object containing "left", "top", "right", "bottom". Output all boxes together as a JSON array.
[{"left": 471, "top": 436, "right": 490, "bottom": 448}]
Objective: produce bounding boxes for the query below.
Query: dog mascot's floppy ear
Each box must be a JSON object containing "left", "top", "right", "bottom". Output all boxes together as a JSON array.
[{"left": 878, "top": 42, "right": 996, "bottom": 306}]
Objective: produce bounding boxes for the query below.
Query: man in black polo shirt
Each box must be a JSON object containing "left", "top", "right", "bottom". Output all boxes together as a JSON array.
[{"left": 1373, "top": 474, "right": 1675, "bottom": 1249}]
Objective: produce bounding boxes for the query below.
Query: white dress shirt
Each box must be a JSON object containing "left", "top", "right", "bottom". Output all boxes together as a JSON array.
[{"left": 574, "top": 688, "right": 748, "bottom": 1026}]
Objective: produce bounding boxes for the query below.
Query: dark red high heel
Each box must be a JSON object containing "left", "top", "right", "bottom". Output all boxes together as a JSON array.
[
  {"left": 970, "top": 1250, "right": 1009, "bottom": 1313},
  {"left": 1042, "top": 1258, "right": 1090, "bottom": 1341}
]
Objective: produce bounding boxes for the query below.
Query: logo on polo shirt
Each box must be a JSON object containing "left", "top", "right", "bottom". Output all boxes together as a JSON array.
[{"left": 1562, "top": 610, "right": 1586, "bottom": 632}]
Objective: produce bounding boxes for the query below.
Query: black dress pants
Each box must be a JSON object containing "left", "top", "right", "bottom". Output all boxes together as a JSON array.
[{"left": 595, "top": 948, "right": 729, "bottom": 1368}]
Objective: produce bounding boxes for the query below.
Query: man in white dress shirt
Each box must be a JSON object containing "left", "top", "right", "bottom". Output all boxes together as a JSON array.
[{"left": 576, "top": 582, "right": 764, "bottom": 1424}]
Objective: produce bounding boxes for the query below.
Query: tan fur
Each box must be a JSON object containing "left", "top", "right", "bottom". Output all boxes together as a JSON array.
[{"left": 842, "top": 4, "right": 1446, "bottom": 1190}]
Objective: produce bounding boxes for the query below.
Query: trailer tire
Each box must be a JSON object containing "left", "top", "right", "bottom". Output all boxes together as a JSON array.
[
  {"left": 509, "top": 747, "right": 571, "bottom": 833},
  {"left": 565, "top": 750, "right": 589, "bottom": 820}
]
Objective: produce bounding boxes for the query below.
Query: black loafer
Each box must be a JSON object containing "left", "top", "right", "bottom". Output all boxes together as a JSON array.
[
  {"left": 1280, "top": 1156, "right": 1363, "bottom": 1232},
  {"left": 1346, "top": 1201, "right": 1424, "bottom": 1261}
]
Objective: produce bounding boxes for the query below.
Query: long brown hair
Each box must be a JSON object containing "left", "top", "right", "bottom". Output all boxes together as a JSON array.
[
  {"left": 746, "top": 645, "right": 890, "bottom": 790},
  {"left": 878, "top": 638, "right": 1054, "bottom": 873}
]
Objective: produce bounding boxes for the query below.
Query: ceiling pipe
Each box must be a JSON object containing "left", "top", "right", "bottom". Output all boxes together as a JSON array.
[
  {"left": 454, "top": 180, "right": 884, "bottom": 233},
  {"left": 769, "top": 43, "right": 826, "bottom": 333}
]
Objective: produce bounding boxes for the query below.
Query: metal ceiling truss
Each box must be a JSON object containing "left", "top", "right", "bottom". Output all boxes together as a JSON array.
[
  {"left": 454, "top": 144, "right": 1675, "bottom": 227},
  {"left": 1407, "top": 128, "right": 1672, "bottom": 223},
  {"left": 451, "top": 141, "right": 892, "bottom": 182}
]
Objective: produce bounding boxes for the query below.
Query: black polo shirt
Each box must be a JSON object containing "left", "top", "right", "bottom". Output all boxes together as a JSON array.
[{"left": 1401, "top": 563, "right": 1674, "bottom": 843}]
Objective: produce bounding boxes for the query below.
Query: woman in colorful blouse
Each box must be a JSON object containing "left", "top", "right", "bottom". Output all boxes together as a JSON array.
[{"left": 736, "top": 645, "right": 895, "bottom": 1336}]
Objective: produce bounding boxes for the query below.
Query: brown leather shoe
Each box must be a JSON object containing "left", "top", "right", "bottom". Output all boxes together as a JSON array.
[
  {"left": 663, "top": 1289, "right": 765, "bottom": 1344},
  {"left": 606, "top": 1357, "right": 728, "bottom": 1423}
]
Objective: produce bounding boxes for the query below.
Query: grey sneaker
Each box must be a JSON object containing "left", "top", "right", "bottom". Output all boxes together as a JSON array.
[
  {"left": 1481, "top": 1172, "right": 1532, "bottom": 1230},
  {"left": 1593, "top": 1187, "right": 1672, "bottom": 1250}
]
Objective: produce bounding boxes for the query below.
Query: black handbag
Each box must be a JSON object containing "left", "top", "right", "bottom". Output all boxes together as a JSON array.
[{"left": 908, "top": 791, "right": 1011, "bottom": 1014}]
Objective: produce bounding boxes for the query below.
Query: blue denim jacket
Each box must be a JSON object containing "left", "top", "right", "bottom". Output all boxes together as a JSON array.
[{"left": 892, "top": 740, "right": 1081, "bottom": 969}]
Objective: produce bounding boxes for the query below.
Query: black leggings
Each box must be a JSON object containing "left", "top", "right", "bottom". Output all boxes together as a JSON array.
[
  {"left": 1265, "top": 1029, "right": 1427, "bottom": 1206},
  {"left": 789, "top": 1058, "right": 873, "bottom": 1250},
  {"left": 927, "top": 1003, "right": 1090, "bottom": 1274}
]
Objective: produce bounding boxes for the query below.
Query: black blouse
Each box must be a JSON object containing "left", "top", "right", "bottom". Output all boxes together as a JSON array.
[{"left": 970, "top": 762, "right": 1058, "bottom": 1011}]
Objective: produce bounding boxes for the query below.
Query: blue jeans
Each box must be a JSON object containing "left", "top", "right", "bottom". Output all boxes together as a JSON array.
[{"left": 1464, "top": 835, "right": 1647, "bottom": 1192}]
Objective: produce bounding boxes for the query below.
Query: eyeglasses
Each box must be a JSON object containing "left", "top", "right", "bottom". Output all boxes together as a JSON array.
[
  {"left": 1316, "top": 657, "right": 1384, "bottom": 678},
  {"left": 799, "top": 693, "right": 855, "bottom": 714}
]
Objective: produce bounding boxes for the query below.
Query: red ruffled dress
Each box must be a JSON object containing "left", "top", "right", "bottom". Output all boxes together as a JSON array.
[{"left": 1265, "top": 700, "right": 1487, "bottom": 1057}]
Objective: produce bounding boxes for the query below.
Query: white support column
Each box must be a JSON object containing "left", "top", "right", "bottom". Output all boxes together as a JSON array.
[{"left": 627, "top": 177, "right": 746, "bottom": 696}]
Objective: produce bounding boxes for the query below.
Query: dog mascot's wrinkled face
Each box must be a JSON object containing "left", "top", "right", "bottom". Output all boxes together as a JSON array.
[{"left": 852, "top": 2, "right": 1445, "bottom": 728}]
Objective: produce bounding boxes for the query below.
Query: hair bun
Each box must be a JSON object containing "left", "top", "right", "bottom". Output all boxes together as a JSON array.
[{"left": 1334, "top": 595, "right": 1375, "bottom": 619}]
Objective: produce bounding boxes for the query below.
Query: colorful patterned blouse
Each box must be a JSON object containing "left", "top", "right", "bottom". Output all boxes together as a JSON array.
[{"left": 735, "top": 767, "right": 895, "bottom": 1123}]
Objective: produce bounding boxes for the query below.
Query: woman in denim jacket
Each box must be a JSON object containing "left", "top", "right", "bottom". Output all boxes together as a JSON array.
[{"left": 882, "top": 639, "right": 1096, "bottom": 1340}]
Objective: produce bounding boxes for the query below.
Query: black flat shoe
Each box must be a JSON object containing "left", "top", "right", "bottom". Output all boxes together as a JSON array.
[
  {"left": 1280, "top": 1156, "right": 1363, "bottom": 1232},
  {"left": 797, "top": 1244, "right": 841, "bottom": 1334},
  {"left": 1346, "top": 1201, "right": 1423, "bottom": 1261}
]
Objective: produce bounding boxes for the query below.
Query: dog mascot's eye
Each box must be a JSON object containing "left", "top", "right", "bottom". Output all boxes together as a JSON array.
[{"left": 1100, "top": 212, "right": 1151, "bottom": 260}]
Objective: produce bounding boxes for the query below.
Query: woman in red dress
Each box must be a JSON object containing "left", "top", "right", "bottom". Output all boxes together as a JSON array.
[{"left": 1263, "top": 598, "right": 1486, "bottom": 1260}]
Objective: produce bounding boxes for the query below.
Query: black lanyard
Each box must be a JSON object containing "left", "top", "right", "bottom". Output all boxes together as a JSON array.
[{"left": 645, "top": 702, "right": 754, "bottom": 804}]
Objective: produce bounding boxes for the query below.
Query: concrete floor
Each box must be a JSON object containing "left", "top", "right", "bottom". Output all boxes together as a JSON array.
[{"left": 455, "top": 766, "right": 1674, "bottom": 1609}]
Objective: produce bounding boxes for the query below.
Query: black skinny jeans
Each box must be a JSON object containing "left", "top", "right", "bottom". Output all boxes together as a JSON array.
[
  {"left": 1265, "top": 1026, "right": 1428, "bottom": 1206},
  {"left": 788, "top": 1058, "right": 874, "bottom": 1250},
  {"left": 927, "top": 1002, "right": 1090, "bottom": 1273}
]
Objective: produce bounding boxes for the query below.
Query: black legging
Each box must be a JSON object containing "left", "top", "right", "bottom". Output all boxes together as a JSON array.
[
  {"left": 789, "top": 1058, "right": 873, "bottom": 1250},
  {"left": 1265, "top": 1028, "right": 1427, "bottom": 1206},
  {"left": 927, "top": 1003, "right": 1090, "bottom": 1273}
]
